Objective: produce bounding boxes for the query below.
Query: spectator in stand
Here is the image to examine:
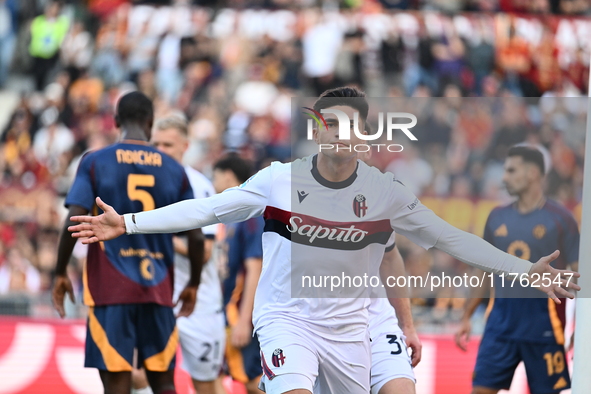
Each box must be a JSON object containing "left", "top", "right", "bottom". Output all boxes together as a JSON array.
[
  {"left": 32, "top": 106, "right": 74, "bottom": 175},
  {"left": 403, "top": 20, "right": 438, "bottom": 97},
  {"left": 465, "top": 18, "right": 495, "bottom": 95},
  {"left": 90, "top": 12, "right": 128, "bottom": 87},
  {"left": 530, "top": 26, "right": 560, "bottom": 95},
  {"left": 496, "top": 22, "right": 534, "bottom": 96},
  {"left": 28, "top": 1, "right": 69, "bottom": 91},
  {"left": 386, "top": 143, "right": 433, "bottom": 196},
  {"left": 336, "top": 30, "right": 366, "bottom": 88},
  {"left": 302, "top": 13, "right": 344, "bottom": 95},
  {"left": 156, "top": 23, "right": 185, "bottom": 104},
  {"left": 431, "top": 19, "right": 466, "bottom": 91},
  {"left": 126, "top": 20, "right": 159, "bottom": 84},
  {"left": 487, "top": 100, "right": 529, "bottom": 163},
  {"left": 1, "top": 105, "right": 34, "bottom": 174},
  {"left": 0, "top": 248, "right": 41, "bottom": 295},
  {"left": 60, "top": 21, "right": 93, "bottom": 83},
  {"left": 380, "top": 26, "right": 404, "bottom": 89},
  {"left": 0, "top": 0, "right": 17, "bottom": 88}
]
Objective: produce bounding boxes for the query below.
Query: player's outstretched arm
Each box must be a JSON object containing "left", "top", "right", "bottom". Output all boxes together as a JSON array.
[
  {"left": 392, "top": 201, "right": 581, "bottom": 303},
  {"left": 70, "top": 169, "right": 271, "bottom": 241},
  {"left": 436, "top": 230, "right": 581, "bottom": 303},
  {"left": 69, "top": 197, "right": 126, "bottom": 244},
  {"left": 433, "top": 225, "right": 581, "bottom": 303}
]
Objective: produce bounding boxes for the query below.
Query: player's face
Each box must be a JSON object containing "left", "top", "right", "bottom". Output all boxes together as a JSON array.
[
  {"left": 503, "top": 156, "right": 530, "bottom": 196},
  {"left": 357, "top": 123, "right": 373, "bottom": 163},
  {"left": 313, "top": 105, "right": 366, "bottom": 162},
  {"left": 212, "top": 169, "right": 239, "bottom": 194},
  {"left": 151, "top": 128, "right": 188, "bottom": 163}
]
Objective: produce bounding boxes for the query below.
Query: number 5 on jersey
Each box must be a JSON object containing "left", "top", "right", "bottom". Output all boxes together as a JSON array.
[{"left": 128, "top": 174, "right": 155, "bottom": 211}]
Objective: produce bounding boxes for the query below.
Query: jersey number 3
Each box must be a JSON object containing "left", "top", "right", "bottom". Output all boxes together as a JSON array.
[
  {"left": 127, "top": 174, "right": 155, "bottom": 211},
  {"left": 387, "top": 334, "right": 403, "bottom": 355}
]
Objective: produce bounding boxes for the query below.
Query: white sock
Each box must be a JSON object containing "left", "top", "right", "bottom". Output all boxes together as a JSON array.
[{"left": 131, "top": 387, "right": 154, "bottom": 394}]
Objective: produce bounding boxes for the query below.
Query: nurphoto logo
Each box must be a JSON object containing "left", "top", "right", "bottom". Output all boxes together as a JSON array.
[{"left": 303, "top": 107, "right": 418, "bottom": 153}]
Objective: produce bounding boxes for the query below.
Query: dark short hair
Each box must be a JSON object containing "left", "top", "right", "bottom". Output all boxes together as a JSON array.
[
  {"left": 116, "top": 91, "right": 154, "bottom": 125},
  {"left": 313, "top": 86, "right": 369, "bottom": 123},
  {"left": 507, "top": 145, "right": 545, "bottom": 175},
  {"left": 213, "top": 153, "right": 254, "bottom": 184}
]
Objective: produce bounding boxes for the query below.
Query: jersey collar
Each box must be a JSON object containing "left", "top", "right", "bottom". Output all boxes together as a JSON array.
[
  {"left": 311, "top": 154, "right": 358, "bottom": 189},
  {"left": 120, "top": 139, "right": 150, "bottom": 146}
]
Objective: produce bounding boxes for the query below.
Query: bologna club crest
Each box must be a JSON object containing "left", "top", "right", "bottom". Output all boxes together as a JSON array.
[
  {"left": 353, "top": 194, "right": 368, "bottom": 218},
  {"left": 272, "top": 348, "right": 286, "bottom": 367}
]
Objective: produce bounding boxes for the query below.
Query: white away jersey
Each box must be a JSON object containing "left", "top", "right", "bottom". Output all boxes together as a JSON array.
[
  {"left": 241, "top": 155, "right": 438, "bottom": 342},
  {"left": 126, "top": 154, "right": 533, "bottom": 341},
  {"left": 173, "top": 166, "right": 222, "bottom": 315}
]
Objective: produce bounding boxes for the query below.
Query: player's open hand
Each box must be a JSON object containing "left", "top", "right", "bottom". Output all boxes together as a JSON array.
[
  {"left": 529, "top": 250, "right": 581, "bottom": 304},
  {"left": 403, "top": 328, "right": 422, "bottom": 367},
  {"left": 52, "top": 275, "right": 75, "bottom": 318},
  {"left": 69, "top": 197, "right": 126, "bottom": 244},
  {"left": 454, "top": 318, "right": 471, "bottom": 352},
  {"left": 176, "top": 286, "right": 197, "bottom": 317}
]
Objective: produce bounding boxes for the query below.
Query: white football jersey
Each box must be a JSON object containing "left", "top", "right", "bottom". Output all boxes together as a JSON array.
[
  {"left": 173, "top": 166, "right": 222, "bottom": 315},
  {"left": 127, "top": 154, "right": 532, "bottom": 342},
  {"left": 239, "top": 155, "right": 436, "bottom": 342}
]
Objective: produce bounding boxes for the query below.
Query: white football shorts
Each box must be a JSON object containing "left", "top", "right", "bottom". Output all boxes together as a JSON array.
[
  {"left": 370, "top": 323, "right": 415, "bottom": 394},
  {"left": 257, "top": 320, "right": 371, "bottom": 394},
  {"left": 177, "top": 309, "right": 226, "bottom": 382}
]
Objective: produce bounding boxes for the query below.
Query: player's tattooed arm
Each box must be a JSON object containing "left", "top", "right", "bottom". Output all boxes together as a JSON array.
[{"left": 53, "top": 205, "right": 88, "bottom": 318}]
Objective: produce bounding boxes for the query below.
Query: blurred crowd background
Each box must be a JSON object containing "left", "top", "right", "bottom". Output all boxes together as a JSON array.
[{"left": 0, "top": 0, "right": 588, "bottom": 332}]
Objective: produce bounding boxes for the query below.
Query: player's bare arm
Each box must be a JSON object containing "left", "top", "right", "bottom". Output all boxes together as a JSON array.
[
  {"left": 379, "top": 246, "right": 422, "bottom": 367},
  {"left": 52, "top": 205, "right": 88, "bottom": 318},
  {"left": 173, "top": 236, "right": 188, "bottom": 256},
  {"left": 71, "top": 172, "right": 581, "bottom": 304},
  {"left": 454, "top": 269, "right": 490, "bottom": 352},
  {"left": 70, "top": 163, "right": 268, "bottom": 238},
  {"left": 172, "top": 236, "right": 213, "bottom": 262},
  {"left": 176, "top": 228, "right": 205, "bottom": 318},
  {"left": 231, "top": 256, "right": 262, "bottom": 348}
]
